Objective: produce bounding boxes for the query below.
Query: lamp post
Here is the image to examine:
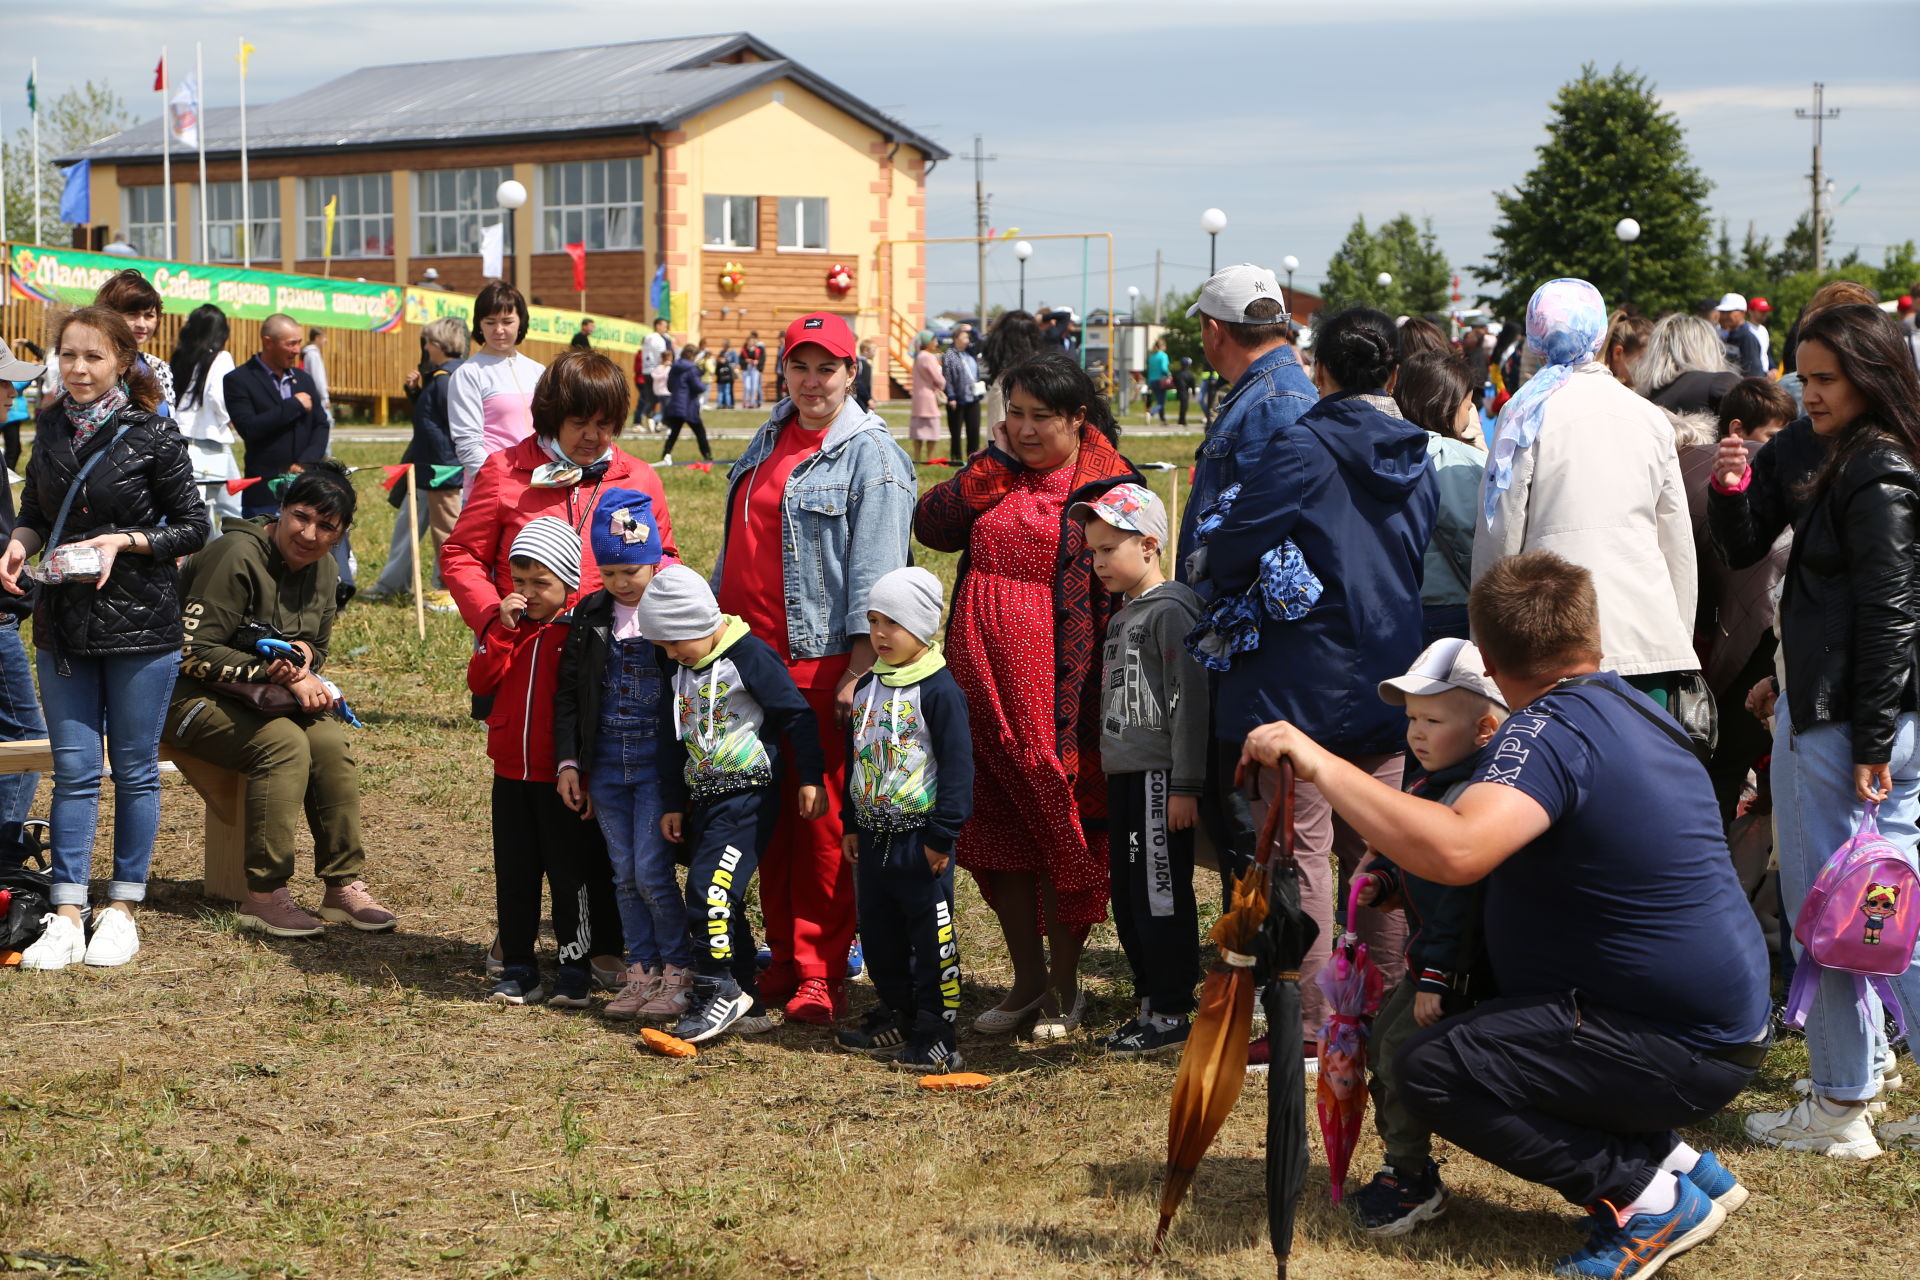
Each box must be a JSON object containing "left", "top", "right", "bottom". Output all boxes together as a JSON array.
[
  {"left": 1014, "top": 240, "right": 1033, "bottom": 312},
  {"left": 1281, "top": 254, "right": 1299, "bottom": 314},
  {"left": 1126, "top": 283, "right": 1140, "bottom": 319},
  {"left": 1614, "top": 216, "right": 1640, "bottom": 308},
  {"left": 1375, "top": 271, "right": 1393, "bottom": 310},
  {"left": 496, "top": 179, "right": 528, "bottom": 286},
  {"left": 1200, "top": 207, "right": 1228, "bottom": 276}
]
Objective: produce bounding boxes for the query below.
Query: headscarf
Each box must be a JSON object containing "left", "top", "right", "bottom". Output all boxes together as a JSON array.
[
  {"left": 1482, "top": 278, "right": 1608, "bottom": 525},
  {"left": 64, "top": 381, "right": 130, "bottom": 448}
]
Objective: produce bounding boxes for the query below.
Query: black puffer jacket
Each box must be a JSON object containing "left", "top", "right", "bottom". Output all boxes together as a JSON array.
[{"left": 20, "top": 403, "right": 207, "bottom": 661}]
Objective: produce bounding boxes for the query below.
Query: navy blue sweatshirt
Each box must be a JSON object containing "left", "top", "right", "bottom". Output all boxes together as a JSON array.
[{"left": 841, "top": 661, "right": 974, "bottom": 854}]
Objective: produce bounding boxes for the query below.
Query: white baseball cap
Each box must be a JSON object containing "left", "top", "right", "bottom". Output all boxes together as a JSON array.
[
  {"left": 1715, "top": 292, "right": 1747, "bottom": 312},
  {"left": 1068, "top": 482, "right": 1169, "bottom": 545},
  {"left": 1187, "top": 263, "right": 1291, "bottom": 326},
  {"left": 0, "top": 342, "right": 44, "bottom": 383},
  {"left": 1377, "top": 637, "right": 1507, "bottom": 708}
]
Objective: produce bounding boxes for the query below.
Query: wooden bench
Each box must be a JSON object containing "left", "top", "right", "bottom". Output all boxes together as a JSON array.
[{"left": 0, "top": 738, "right": 247, "bottom": 902}]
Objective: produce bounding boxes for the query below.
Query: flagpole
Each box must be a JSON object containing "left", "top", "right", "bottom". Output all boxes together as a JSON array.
[
  {"left": 30, "top": 59, "right": 41, "bottom": 244},
  {"left": 238, "top": 38, "right": 251, "bottom": 269},
  {"left": 406, "top": 464, "right": 425, "bottom": 640},
  {"left": 161, "top": 46, "right": 173, "bottom": 258},
  {"left": 195, "top": 43, "right": 209, "bottom": 263}
]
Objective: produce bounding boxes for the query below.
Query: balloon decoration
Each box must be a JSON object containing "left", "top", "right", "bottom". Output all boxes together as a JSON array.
[
  {"left": 825, "top": 263, "right": 853, "bottom": 297},
  {"left": 718, "top": 261, "right": 747, "bottom": 293}
]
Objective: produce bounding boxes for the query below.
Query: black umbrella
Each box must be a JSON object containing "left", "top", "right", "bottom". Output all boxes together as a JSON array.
[{"left": 1258, "top": 763, "right": 1318, "bottom": 1278}]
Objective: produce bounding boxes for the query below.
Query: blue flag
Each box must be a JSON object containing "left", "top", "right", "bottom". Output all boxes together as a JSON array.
[
  {"left": 25, "top": 71, "right": 35, "bottom": 114},
  {"left": 58, "top": 160, "right": 90, "bottom": 224}
]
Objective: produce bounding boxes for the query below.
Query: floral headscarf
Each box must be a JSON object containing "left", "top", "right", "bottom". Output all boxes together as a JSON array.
[{"left": 1482, "top": 278, "right": 1608, "bottom": 525}]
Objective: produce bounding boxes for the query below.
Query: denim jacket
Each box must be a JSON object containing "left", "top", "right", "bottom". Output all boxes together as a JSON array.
[
  {"left": 712, "top": 397, "right": 916, "bottom": 660},
  {"left": 1179, "top": 343, "right": 1317, "bottom": 595}
]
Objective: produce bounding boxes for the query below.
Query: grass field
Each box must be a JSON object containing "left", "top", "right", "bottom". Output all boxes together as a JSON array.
[{"left": 1, "top": 418, "right": 1913, "bottom": 1279}]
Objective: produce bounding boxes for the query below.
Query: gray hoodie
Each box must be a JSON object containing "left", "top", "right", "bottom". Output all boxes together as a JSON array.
[{"left": 1098, "top": 581, "right": 1209, "bottom": 792}]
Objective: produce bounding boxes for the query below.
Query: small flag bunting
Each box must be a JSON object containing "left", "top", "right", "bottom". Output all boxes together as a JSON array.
[
  {"left": 430, "top": 464, "right": 464, "bottom": 487},
  {"left": 380, "top": 464, "right": 412, "bottom": 491},
  {"left": 225, "top": 477, "right": 264, "bottom": 494}
]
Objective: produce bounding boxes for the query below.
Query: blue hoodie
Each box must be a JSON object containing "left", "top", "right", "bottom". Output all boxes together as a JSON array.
[{"left": 1207, "top": 390, "right": 1438, "bottom": 752}]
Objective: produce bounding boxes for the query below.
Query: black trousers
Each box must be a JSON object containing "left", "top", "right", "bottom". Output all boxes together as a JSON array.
[
  {"left": 1175, "top": 392, "right": 1191, "bottom": 426},
  {"left": 683, "top": 785, "right": 776, "bottom": 986},
  {"left": 855, "top": 827, "right": 960, "bottom": 1042},
  {"left": 1108, "top": 770, "right": 1200, "bottom": 1015},
  {"left": 1396, "top": 991, "right": 1759, "bottom": 1206},
  {"left": 661, "top": 416, "right": 711, "bottom": 461},
  {"left": 945, "top": 401, "right": 981, "bottom": 460},
  {"left": 493, "top": 776, "right": 604, "bottom": 973},
  {"left": 634, "top": 382, "right": 655, "bottom": 424}
]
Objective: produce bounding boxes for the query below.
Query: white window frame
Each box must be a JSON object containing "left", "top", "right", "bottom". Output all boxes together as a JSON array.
[
  {"left": 300, "top": 174, "right": 393, "bottom": 260},
  {"left": 703, "top": 195, "right": 758, "bottom": 250},
  {"left": 414, "top": 166, "right": 512, "bottom": 257},
  {"left": 195, "top": 179, "right": 280, "bottom": 263},
  {"left": 538, "top": 158, "right": 645, "bottom": 252},
  {"left": 777, "top": 197, "right": 828, "bottom": 252},
  {"left": 123, "top": 186, "right": 170, "bottom": 257}
]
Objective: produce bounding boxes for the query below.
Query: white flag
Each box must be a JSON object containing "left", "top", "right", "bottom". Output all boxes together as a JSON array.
[
  {"left": 480, "top": 222, "right": 504, "bottom": 279},
  {"left": 169, "top": 74, "right": 200, "bottom": 148}
]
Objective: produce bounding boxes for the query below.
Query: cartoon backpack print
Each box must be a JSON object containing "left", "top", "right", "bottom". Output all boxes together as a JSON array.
[
  {"left": 1784, "top": 802, "right": 1920, "bottom": 1036},
  {"left": 1862, "top": 883, "right": 1900, "bottom": 946}
]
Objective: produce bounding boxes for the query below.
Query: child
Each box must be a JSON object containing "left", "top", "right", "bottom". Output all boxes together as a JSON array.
[
  {"left": 832, "top": 567, "right": 974, "bottom": 1071},
  {"left": 1070, "top": 483, "right": 1210, "bottom": 1057},
  {"left": 1719, "top": 375, "right": 1794, "bottom": 447},
  {"left": 554, "top": 488, "right": 690, "bottom": 1024},
  {"left": 1348, "top": 637, "right": 1506, "bottom": 1234},
  {"left": 468, "top": 516, "right": 608, "bottom": 1008},
  {"left": 640, "top": 565, "right": 827, "bottom": 1042}
]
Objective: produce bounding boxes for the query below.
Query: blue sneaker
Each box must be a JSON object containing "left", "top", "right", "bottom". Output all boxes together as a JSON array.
[
  {"left": 1553, "top": 1176, "right": 1726, "bottom": 1279},
  {"left": 754, "top": 945, "right": 773, "bottom": 972},
  {"left": 1685, "top": 1150, "right": 1748, "bottom": 1213},
  {"left": 847, "top": 941, "right": 865, "bottom": 980}
]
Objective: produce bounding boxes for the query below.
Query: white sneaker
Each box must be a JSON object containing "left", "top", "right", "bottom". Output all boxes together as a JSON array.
[
  {"left": 1744, "top": 1097, "right": 1883, "bottom": 1159},
  {"left": 1876, "top": 1114, "right": 1920, "bottom": 1149},
  {"left": 1794, "top": 1076, "right": 1889, "bottom": 1115},
  {"left": 661, "top": 453, "right": 673, "bottom": 466},
  {"left": 20, "top": 913, "right": 86, "bottom": 970},
  {"left": 83, "top": 908, "right": 140, "bottom": 967}
]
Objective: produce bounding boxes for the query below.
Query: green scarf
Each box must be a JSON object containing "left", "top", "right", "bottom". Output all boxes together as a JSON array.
[{"left": 873, "top": 641, "right": 946, "bottom": 687}]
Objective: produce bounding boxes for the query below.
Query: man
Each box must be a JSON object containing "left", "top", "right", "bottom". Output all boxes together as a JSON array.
[
  {"left": 940, "top": 327, "right": 982, "bottom": 459},
  {"left": 740, "top": 331, "right": 767, "bottom": 410},
  {"left": 571, "top": 318, "right": 595, "bottom": 351},
  {"left": 300, "top": 328, "right": 332, "bottom": 443},
  {"left": 639, "top": 317, "right": 671, "bottom": 428},
  {"left": 1714, "top": 292, "right": 1766, "bottom": 377},
  {"left": 1456, "top": 318, "right": 1493, "bottom": 407},
  {"left": 1241, "top": 552, "right": 1769, "bottom": 1280},
  {"left": 1744, "top": 297, "right": 1774, "bottom": 374},
  {"left": 416, "top": 266, "right": 450, "bottom": 291}
]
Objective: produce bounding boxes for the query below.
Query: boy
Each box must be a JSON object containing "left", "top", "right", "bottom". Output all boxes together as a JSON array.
[
  {"left": 1071, "top": 483, "right": 1210, "bottom": 1057},
  {"left": 468, "top": 517, "right": 606, "bottom": 1008},
  {"left": 1719, "top": 375, "right": 1794, "bottom": 447},
  {"left": 1348, "top": 637, "right": 1506, "bottom": 1234},
  {"left": 640, "top": 566, "right": 827, "bottom": 1043},
  {"left": 833, "top": 568, "right": 974, "bottom": 1071}
]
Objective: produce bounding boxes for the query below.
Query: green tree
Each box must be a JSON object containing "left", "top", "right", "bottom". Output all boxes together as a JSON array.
[
  {"left": 1159, "top": 284, "right": 1204, "bottom": 367},
  {"left": 1322, "top": 216, "right": 1396, "bottom": 313},
  {"left": 1323, "top": 213, "right": 1452, "bottom": 317},
  {"left": 1478, "top": 65, "right": 1713, "bottom": 320},
  {"left": 3, "top": 81, "right": 130, "bottom": 245}
]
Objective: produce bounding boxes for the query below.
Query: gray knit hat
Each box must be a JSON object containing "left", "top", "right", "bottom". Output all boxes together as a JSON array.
[
  {"left": 507, "top": 516, "right": 582, "bottom": 590},
  {"left": 634, "top": 564, "right": 723, "bottom": 641},
  {"left": 866, "top": 566, "right": 944, "bottom": 644}
]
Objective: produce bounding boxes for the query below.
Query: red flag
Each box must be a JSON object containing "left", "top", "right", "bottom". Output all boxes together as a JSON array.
[
  {"left": 380, "top": 464, "right": 412, "bottom": 491},
  {"left": 564, "top": 242, "right": 587, "bottom": 292},
  {"left": 154, "top": 57, "right": 165, "bottom": 91},
  {"left": 225, "top": 476, "right": 262, "bottom": 495}
]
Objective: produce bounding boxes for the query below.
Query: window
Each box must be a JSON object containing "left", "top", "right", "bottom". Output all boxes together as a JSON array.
[
  {"left": 196, "top": 180, "right": 280, "bottom": 262},
  {"left": 300, "top": 174, "right": 393, "bottom": 259},
  {"left": 415, "top": 166, "right": 511, "bottom": 256},
  {"left": 124, "top": 186, "right": 170, "bottom": 257},
  {"left": 777, "top": 197, "right": 827, "bottom": 251},
  {"left": 539, "top": 158, "right": 645, "bottom": 252},
  {"left": 703, "top": 195, "right": 757, "bottom": 249}
]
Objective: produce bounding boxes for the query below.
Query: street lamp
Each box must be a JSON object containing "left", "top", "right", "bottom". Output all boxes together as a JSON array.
[
  {"left": 496, "top": 179, "right": 528, "bottom": 286},
  {"left": 1014, "top": 240, "right": 1033, "bottom": 312},
  {"left": 1615, "top": 216, "right": 1641, "bottom": 308},
  {"left": 1281, "top": 254, "right": 1299, "bottom": 314},
  {"left": 1200, "top": 207, "right": 1228, "bottom": 276}
]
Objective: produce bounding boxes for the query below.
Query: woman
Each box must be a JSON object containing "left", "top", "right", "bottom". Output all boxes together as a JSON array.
[
  {"left": 851, "top": 341, "right": 874, "bottom": 412},
  {"left": 916, "top": 353, "right": 1140, "bottom": 1038},
  {"left": 1394, "top": 352, "right": 1485, "bottom": 643},
  {"left": 94, "top": 269, "right": 174, "bottom": 417},
  {"left": 4, "top": 341, "right": 38, "bottom": 470},
  {"left": 909, "top": 331, "right": 945, "bottom": 463},
  {"left": 364, "top": 318, "right": 468, "bottom": 606},
  {"left": 1146, "top": 336, "right": 1171, "bottom": 424},
  {"left": 7, "top": 306, "right": 207, "bottom": 970},
  {"left": 1396, "top": 316, "right": 1452, "bottom": 361},
  {"left": 449, "top": 281, "right": 545, "bottom": 486},
  {"left": 980, "top": 309, "right": 1044, "bottom": 429},
  {"left": 1206, "top": 307, "right": 1435, "bottom": 1049},
  {"left": 169, "top": 303, "right": 241, "bottom": 534},
  {"left": 1779, "top": 281, "right": 1881, "bottom": 413},
  {"left": 160, "top": 462, "right": 398, "bottom": 937},
  {"left": 1633, "top": 313, "right": 1739, "bottom": 417},
  {"left": 714, "top": 311, "right": 915, "bottom": 1024},
  {"left": 1474, "top": 279, "right": 1697, "bottom": 706},
  {"left": 660, "top": 344, "right": 711, "bottom": 464},
  {"left": 1603, "top": 310, "right": 1652, "bottom": 386},
  {"left": 1713, "top": 305, "right": 1920, "bottom": 1157}
]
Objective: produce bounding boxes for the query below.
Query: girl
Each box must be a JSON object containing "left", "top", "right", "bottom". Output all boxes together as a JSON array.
[{"left": 449, "top": 281, "right": 545, "bottom": 486}]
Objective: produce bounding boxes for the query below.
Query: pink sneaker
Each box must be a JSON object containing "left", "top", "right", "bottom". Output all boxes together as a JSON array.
[
  {"left": 238, "top": 888, "right": 324, "bottom": 938},
  {"left": 636, "top": 965, "right": 694, "bottom": 1021},
  {"left": 604, "top": 965, "right": 661, "bottom": 1022},
  {"left": 317, "top": 881, "right": 398, "bottom": 932}
]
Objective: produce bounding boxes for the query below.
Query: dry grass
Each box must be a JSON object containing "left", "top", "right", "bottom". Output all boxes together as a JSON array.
[{"left": 1, "top": 422, "right": 1914, "bottom": 1279}]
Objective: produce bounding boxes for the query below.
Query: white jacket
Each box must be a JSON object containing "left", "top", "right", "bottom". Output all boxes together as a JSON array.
[{"left": 1472, "top": 362, "right": 1697, "bottom": 676}]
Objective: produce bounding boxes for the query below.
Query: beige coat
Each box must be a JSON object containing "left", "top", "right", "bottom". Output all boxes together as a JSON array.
[{"left": 1472, "top": 362, "right": 1698, "bottom": 676}]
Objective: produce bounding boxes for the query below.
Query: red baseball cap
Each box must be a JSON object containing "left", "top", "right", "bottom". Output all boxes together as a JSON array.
[
  {"left": 782, "top": 312, "right": 857, "bottom": 360},
  {"left": 1750, "top": 296, "right": 1771, "bottom": 313}
]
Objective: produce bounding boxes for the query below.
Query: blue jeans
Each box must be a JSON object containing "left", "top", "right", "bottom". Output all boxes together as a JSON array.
[
  {"left": 742, "top": 368, "right": 762, "bottom": 407},
  {"left": 0, "top": 619, "right": 44, "bottom": 865},
  {"left": 37, "top": 648, "right": 177, "bottom": 905},
  {"left": 589, "top": 735, "right": 689, "bottom": 970},
  {"left": 1772, "top": 701, "right": 1920, "bottom": 1101}
]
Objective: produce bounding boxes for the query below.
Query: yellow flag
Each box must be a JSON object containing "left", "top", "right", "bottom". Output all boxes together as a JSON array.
[
  {"left": 238, "top": 40, "right": 256, "bottom": 76},
  {"left": 323, "top": 195, "right": 338, "bottom": 258}
]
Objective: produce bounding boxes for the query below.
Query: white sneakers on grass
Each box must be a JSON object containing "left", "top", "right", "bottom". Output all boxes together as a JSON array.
[
  {"left": 83, "top": 908, "right": 140, "bottom": 966},
  {"left": 1744, "top": 1096, "right": 1883, "bottom": 1160},
  {"left": 19, "top": 908, "right": 139, "bottom": 970}
]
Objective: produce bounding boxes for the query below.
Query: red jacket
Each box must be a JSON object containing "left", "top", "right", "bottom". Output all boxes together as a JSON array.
[
  {"left": 441, "top": 436, "right": 678, "bottom": 635},
  {"left": 467, "top": 613, "right": 569, "bottom": 781}
]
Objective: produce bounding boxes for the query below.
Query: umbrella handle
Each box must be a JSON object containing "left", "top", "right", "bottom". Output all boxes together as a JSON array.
[
  {"left": 1253, "top": 758, "right": 1297, "bottom": 869},
  {"left": 1347, "top": 874, "right": 1373, "bottom": 929}
]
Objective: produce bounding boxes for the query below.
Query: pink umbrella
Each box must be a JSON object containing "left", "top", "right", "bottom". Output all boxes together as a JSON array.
[{"left": 1315, "top": 877, "right": 1387, "bottom": 1202}]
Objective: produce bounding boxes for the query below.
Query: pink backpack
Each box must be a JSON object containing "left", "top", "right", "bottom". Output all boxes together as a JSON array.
[{"left": 1782, "top": 803, "right": 1920, "bottom": 1035}]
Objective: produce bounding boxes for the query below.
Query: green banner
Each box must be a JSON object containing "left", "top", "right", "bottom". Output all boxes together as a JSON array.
[
  {"left": 404, "top": 288, "right": 643, "bottom": 354},
  {"left": 8, "top": 243, "right": 406, "bottom": 332}
]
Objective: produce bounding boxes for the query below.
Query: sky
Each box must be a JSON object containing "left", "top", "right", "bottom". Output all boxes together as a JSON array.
[{"left": 8, "top": 0, "right": 1918, "bottom": 317}]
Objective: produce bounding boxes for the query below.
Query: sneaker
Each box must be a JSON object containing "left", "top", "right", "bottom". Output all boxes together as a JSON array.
[
  {"left": 20, "top": 912, "right": 86, "bottom": 970},
  {"left": 591, "top": 956, "right": 626, "bottom": 991},
  {"left": 82, "top": 907, "right": 140, "bottom": 967},
  {"left": 484, "top": 932, "right": 504, "bottom": 978},
  {"left": 547, "top": 968, "right": 592, "bottom": 1009},
  {"left": 1877, "top": 1114, "right": 1920, "bottom": 1149},
  {"left": 660, "top": 453, "right": 673, "bottom": 467},
  {"left": 735, "top": 997, "right": 775, "bottom": 1036},
  {"left": 785, "top": 976, "right": 839, "bottom": 1027},
  {"left": 1352, "top": 1160, "right": 1449, "bottom": 1236},
  {"left": 1103, "top": 1013, "right": 1191, "bottom": 1059},
  {"left": 891, "top": 1037, "right": 964, "bottom": 1073},
  {"left": 238, "top": 888, "right": 325, "bottom": 938},
  {"left": 1553, "top": 1177, "right": 1725, "bottom": 1279},
  {"left": 603, "top": 965, "right": 660, "bottom": 1021},
  {"left": 1031, "top": 989, "right": 1087, "bottom": 1041},
  {"left": 1744, "top": 1096, "right": 1883, "bottom": 1160},
  {"left": 674, "top": 975, "right": 752, "bottom": 1044},
  {"left": 1684, "top": 1150, "right": 1748, "bottom": 1213},
  {"left": 489, "top": 967, "right": 546, "bottom": 1006},
  {"left": 636, "top": 965, "right": 694, "bottom": 1021},
  {"left": 316, "top": 881, "right": 397, "bottom": 932},
  {"left": 1793, "top": 1076, "right": 1889, "bottom": 1115},
  {"left": 836, "top": 1007, "right": 908, "bottom": 1057},
  {"left": 847, "top": 941, "right": 865, "bottom": 980},
  {"left": 423, "top": 589, "right": 459, "bottom": 614}
]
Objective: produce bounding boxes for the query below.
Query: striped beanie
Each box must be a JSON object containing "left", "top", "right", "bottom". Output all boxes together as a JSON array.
[{"left": 508, "top": 516, "right": 582, "bottom": 590}]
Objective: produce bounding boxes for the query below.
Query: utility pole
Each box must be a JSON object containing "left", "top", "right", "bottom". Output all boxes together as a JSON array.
[
  {"left": 958, "top": 134, "right": 995, "bottom": 324},
  {"left": 1153, "top": 249, "right": 1163, "bottom": 326},
  {"left": 1796, "top": 83, "right": 1839, "bottom": 274}
]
